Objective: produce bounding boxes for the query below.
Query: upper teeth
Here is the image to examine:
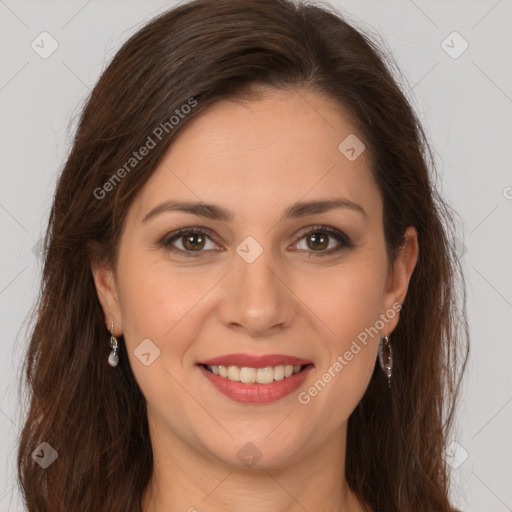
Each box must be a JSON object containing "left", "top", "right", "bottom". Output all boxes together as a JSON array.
[{"left": 206, "top": 364, "right": 303, "bottom": 384}]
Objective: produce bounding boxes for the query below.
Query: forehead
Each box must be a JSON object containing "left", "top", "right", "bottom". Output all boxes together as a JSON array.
[
  {"left": 168, "top": 87, "right": 363, "bottom": 161},
  {"left": 128, "top": 87, "right": 380, "bottom": 225}
]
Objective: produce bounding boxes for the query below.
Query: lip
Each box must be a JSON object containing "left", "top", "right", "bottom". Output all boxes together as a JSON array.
[
  {"left": 197, "top": 353, "right": 313, "bottom": 368},
  {"left": 198, "top": 363, "right": 314, "bottom": 404}
]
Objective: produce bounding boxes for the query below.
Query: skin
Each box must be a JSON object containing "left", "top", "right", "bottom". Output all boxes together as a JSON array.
[{"left": 92, "top": 87, "right": 418, "bottom": 512}]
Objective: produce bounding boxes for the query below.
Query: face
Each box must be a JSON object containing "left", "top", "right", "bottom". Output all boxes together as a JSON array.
[{"left": 93, "top": 87, "right": 417, "bottom": 469}]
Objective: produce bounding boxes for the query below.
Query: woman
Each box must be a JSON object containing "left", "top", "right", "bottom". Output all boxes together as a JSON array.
[{"left": 17, "top": 0, "right": 469, "bottom": 510}]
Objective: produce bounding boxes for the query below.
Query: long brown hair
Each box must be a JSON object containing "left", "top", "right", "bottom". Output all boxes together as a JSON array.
[{"left": 16, "top": 0, "right": 469, "bottom": 510}]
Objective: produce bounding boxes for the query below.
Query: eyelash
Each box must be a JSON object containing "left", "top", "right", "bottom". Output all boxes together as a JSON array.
[{"left": 159, "top": 225, "right": 353, "bottom": 258}]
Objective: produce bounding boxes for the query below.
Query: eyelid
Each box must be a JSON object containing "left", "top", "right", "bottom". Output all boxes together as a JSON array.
[
  {"left": 160, "top": 227, "right": 222, "bottom": 254},
  {"left": 160, "top": 224, "right": 352, "bottom": 256},
  {"left": 292, "top": 224, "right": 352, "bottom": 247}
]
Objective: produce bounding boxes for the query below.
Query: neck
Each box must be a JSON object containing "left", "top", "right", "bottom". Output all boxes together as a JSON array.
[{"left": 141, "top": 419, "right": 368, "bottom": 512}]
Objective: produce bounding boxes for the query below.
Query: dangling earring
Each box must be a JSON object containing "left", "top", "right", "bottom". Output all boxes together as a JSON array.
[
  {"left": 378, "top": 335, "right": 392, "bottom": 389},
  {"left": 108, "top": 321, "right": 119, "bottom": 367}
]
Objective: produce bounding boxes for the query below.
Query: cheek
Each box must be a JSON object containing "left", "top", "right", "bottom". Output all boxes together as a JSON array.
[
  {"left": 299, "top": 256, "right": 387, "bottom": 406},
  {"left": 114, "top": 246, "right": 195, "bottom": 357},
  {"left": 114, "top": 251, "right": 208, "bottom": 415},
  {"left": 307, "top": 256, "right": 388, "bottom": 340},
  {"left": 115, "top": 247, "right": 228, "bottom": 377}
]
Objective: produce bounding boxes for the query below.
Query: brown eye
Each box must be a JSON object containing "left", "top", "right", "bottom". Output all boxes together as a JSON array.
[
  {"left": 181, "top": 233, "right": 206, "bottom": 251},
  {"left": 305, "top": 232, "right": 329, "bottom": 251},
  {"left": 162, "top": 228, "right": 218, "bottom": 256},
  {"left": 293, "top": 225, "right": 352, "bottom": 256}
]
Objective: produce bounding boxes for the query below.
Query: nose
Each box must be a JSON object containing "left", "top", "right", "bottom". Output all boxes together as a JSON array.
[{"left": 217, "top": 241, "right": 296, "bottom": 337}]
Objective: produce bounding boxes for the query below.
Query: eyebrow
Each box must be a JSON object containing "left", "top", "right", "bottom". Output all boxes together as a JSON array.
[{"left": 141, "top": 197, "right": 367, "bottom": 223}]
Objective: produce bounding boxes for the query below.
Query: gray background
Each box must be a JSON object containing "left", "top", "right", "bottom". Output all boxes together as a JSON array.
[{"left": 1, "top": 1, "right": 511, "bottom": 510}]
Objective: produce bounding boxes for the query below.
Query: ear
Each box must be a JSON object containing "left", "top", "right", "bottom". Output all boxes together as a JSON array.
[
  {"left": 90, "top": 255, "right": 123, "bottom": 337},
  {"left": 381, "top": 226, "right": 419, "bottom": 334}
]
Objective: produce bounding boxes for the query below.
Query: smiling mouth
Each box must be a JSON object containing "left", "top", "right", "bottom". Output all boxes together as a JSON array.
[{"left": 199, "top": 363, "right": 313, "bottom": 384}]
